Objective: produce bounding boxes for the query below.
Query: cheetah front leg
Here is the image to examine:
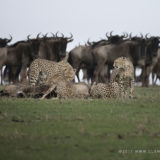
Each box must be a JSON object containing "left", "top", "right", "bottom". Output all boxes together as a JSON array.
[
  {"left": 129, "top": 79, "right": 134, "bottom": 98},
  {"left": 40, "top": 84, "right": 56, "bottom": 100}
]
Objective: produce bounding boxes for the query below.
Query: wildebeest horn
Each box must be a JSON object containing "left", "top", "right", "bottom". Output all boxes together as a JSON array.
[
  {"left": 140, "top": 33, "right": 143, "bottom": 38},
  {"left": 110, "top": 31, "right": 113, "bottom": 36},
  {"left": 61, "top": 33, "right": 64, "bottom": 38},
  {"left": 105, "top": 32, "right": 109, "bottom": 39},
  {"left": 55, "top": 31, "right": 59, "bottom": 37},
  {"left": 51, "top": 32, "right": 55, "bottom": 37},
  {"left": 27, "top": 35, "right": 31, "bottom": 40},
  {"left": 145, "top": 33, "right": 150, "bottom": 39},
  {"left": 87, "top": 39, "right": 92, "bottom": 45},
  {"left": 129, "top": 32, "right": 132, "bottom": 39},
  {"left": 123, "top": 32, "right": 128, "bottom": 38},
  {"left": 43, "top": 33, "right": 48, "bottom": 38},
  {"left": 36, "top": 32, "right": 41, "bottom": 39},
  {"left": 67, "top": 33, "right": 73, "bottom": 42},
  {"left": 68, "top": 33, "right": 73, "bottom": 39},
  {"left": 7, "top": 34, "right": 12, "bottom": 43}
]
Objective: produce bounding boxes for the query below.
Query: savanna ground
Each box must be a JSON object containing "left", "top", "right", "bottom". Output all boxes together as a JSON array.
[{"left": 0, "top": 86, "right": 160, "bottom": 160}]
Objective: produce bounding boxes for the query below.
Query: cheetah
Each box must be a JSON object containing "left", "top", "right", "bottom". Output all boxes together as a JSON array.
[
  {"left": 90, "top": 82, "right": 121, "bottom": 99},
  {"left": 55, "top": 81, "right": 76, "bottom": 99},
  {"left": 111, "top": 57, "right": 134, "bottom": 98},
  {"left": 55, "top": 81, "right": 89, "bottom": 99},
  {"left": 29, "top": 58, "right": 76, "bottom": 99}
]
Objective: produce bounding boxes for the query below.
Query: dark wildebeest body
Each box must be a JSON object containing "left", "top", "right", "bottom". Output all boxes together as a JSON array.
[
  {"left": 152, "top": 49, "right": 160, "bottom": 85},
  {"left": 68, "top": 34, "right": 128, "bottom": 83},
  {"left": 0, "top": 35, "right": 12, "bottom": 84},
  {"left": 138, "top": 37, "right": 160, "bottom": 87},
  {"left": 39, "top": 34, "right": 73, "bottom": 61},
  {"left": 68, "top": 44, "right": 94, "bottom": 82},
  {"left": 1, "top": 41, "right": 36, "bottom": 83},
  {"left": 92, "top": 37, "right": 146, "bottom": 83},
  {"left": 152, "top": 48, "right": 160, "bottom": 85},
  {"left": 2, "top": 33, "right": 73, "bottom": 84}
]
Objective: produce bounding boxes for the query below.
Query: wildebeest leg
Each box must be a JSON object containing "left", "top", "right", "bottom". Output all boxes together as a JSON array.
[
  {"left": 10, "top": 66, "right": 21, "bottom": 84},
  {"left": 144, "top": 65, "right": 153, "bottom": 87},
  {"left": 76, "top": 68, "right": 80, "bottom": 82},
  {"left": 20, "top": 66, "right": 28, "bottom": 83},
  {"left": 2, "top": 66, "right": 10, "bottom": 84},
  {"left": 3, "top": 66, "right": 12, "bottom": 84},
  {"left": 141, "top": 67, "right": 146, "bottom": 87},
  {"left": 107, "top": 66, "right": 111, "bottom": 82},
  {"left": 99, "top": 65, "right": 108, "bottom": 83},
  {"left": 135, "top": 68, "right": 144, "bottom": 83},
  {"left": 152, "top": 73, "right": 155, "bottom": 85},
  {"left": 94, "top": 63, "right": 105, "bottom": 83},
  {"left": 0, "top": 69, "right": 2, "bottom": 85},
  {"left": 0, "top": 66, "right": 4, "bottom": 85},
  {"left": 40, "top": 84, "right": 56, "bottom": 100},
  {"left": 154, "top": 75, "right": 158, "bottom": 85}
]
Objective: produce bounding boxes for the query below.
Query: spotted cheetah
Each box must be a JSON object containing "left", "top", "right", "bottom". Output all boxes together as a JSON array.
[
  {"left": 90, "top": 82, "right": 121, "bottom": 99},
  {"left": 55, "top": 81, "right": 76, "bottom": 99},
  {"left": 55, "top": 81, "right": 89, "bottom": 99},
  {"left": 111, "top": 57, "right": 134, "bottom": 98},
  {"left": 29, "top": 58, "right": 76, "bottom": 99}
]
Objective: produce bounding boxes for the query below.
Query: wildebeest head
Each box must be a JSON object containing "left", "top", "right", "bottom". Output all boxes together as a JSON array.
[
  {"left": 55, "top": 33, "right": 73, "bottom": 58},
  {"left": 146, "top": 36, "right": 159, "bottom": 57},
  {"left": 39, "top": 33, "right": 73, "bottom": 61},
  {"left": 0, "top": 35, "right": 12, "bottom": 47},
  {"left": 106, "top": 31, "right": 127, "bottom": 44},
  {"left": 27, "top": 33, "right": 41, "bottom": 59},
  {"left": 91, "top": 39, "right": 108, "bottom": 49},
  {"left": 130, "top": 34, "right": 146, "bottom": 57}
]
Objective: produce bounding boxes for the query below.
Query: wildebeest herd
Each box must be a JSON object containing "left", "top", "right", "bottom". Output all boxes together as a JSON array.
[{"left": 0, "top": 32, "right": 160, "bottom": 99}]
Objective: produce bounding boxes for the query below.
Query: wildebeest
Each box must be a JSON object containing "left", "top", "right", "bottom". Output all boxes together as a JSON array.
[
  {"left": 38, "top": 33, "right": 73, "bottom": 61},
  {"left": 91, "top": 33, "right": 146, "bottom": 82},
  {"left": 1, "top": 39, "right": 36, "bottom": 83},
  {"left": 151, "top": 48, "right": 160, "bottom": 85},
  {"left": 91, "top": 33, "right": 159, "bottom": 84},
  {"left": 0, "top": 35, "right": 12, "bottom": 84},
  {"left": 1, "top": 33, "right": 42, "bottom": 83},
  {"left": 1, "top": 33, "right": 73, "bottom": 84},
  {"left": 139, "top": 36, "right": 160, "bottom": 87},
  {"left": 68, "top": 32, "right": 136, "bottom": 83},
  {"left": 68, "top": 43, "right": 94, "bottom": 82}
]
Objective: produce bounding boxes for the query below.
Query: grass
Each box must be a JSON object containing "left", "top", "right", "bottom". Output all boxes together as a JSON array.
[{"left": 0, "top": 86, "right": 160, "bottom": 160}]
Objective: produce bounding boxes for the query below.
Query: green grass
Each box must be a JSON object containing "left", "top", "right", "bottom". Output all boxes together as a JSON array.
[{"left": 0, "top": 86, "right": 160, "bottom": 160}]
